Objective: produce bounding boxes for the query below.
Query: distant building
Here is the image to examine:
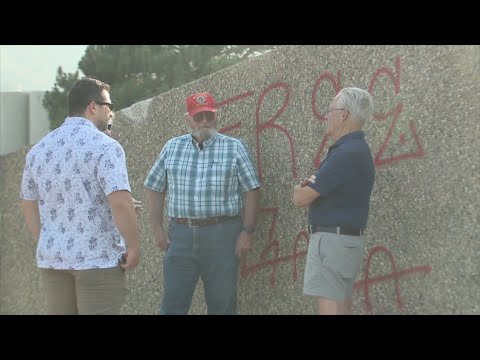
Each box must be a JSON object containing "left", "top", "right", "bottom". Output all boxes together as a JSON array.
[{"left": 0, "top": 91, "right": 50, "bottom": 156}]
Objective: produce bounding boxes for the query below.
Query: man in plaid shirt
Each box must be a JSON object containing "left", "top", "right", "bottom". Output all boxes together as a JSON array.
[{"left": 145, "top": 92, "right": 261, "bottom": 315}]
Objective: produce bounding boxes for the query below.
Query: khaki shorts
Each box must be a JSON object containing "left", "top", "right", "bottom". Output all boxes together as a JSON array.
[
  {"left": 303, "top": 232, "right": 365, "bottom": 301},
  {"left": 40, "top": 266, "right": 126, "bottom": 315}
]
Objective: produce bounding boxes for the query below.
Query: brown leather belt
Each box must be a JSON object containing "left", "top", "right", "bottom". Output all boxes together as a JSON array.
[{"left": 171, "top": 215, "right": 239, "bottom": 227}]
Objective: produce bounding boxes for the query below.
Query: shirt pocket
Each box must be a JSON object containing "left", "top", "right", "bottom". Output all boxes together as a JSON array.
[{"left": 207, "top": 161, "right": 236, "bottom": 184}]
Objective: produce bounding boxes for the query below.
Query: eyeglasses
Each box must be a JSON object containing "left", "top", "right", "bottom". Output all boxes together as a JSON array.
[
  {"left": 326, "top": 108, "right": 345, "bottom": 114},
  {"left": 94, "top": 101, "right": 114, "bottom": 111},
  {"left": 193, "top": 112, "right": 215, "bottom": 122}
]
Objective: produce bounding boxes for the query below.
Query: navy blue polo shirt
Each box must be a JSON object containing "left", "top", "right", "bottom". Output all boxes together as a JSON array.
[{"left": 307, "top": 131, "right": 375, "bottom": 229}]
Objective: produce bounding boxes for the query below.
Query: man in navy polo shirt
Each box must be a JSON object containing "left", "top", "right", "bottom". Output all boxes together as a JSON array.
[{"left": 293, "top": 87, "right": 375, "bottom": 315}]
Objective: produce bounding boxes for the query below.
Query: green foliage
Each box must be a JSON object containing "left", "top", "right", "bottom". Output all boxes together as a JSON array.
[
  {"left": 43, "top": 45, "right": 277, "bottom": 130},
  {"left": 42, "top": 67, "right": 80, "bottom": 130}
]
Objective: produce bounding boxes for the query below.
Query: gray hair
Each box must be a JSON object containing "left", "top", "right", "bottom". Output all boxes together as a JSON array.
[{"left": 335, "top": 87, "right": 373, "bottom": 126}]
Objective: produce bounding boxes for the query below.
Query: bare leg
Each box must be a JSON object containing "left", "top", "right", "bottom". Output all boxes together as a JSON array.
[
  {"left": 317, "top": 296, "right": 353, "bottom": 315},
  {"left": 339, "top": 297, "right": 353, "bottom": 315}
]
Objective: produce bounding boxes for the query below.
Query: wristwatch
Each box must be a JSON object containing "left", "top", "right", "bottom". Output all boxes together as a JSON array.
[{"left": 242, "top": 226, "right": 256, "bottom": 234}]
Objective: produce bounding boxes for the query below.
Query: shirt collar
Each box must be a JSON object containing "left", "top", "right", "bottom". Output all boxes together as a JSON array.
[
  {"left": 62, "top": 117, "right": 98, "bottom": 130},
  {"left": 330, "top": 131, "right": 365, "bottom": 150},
  {"left": 190, "top": 132, "right": 218, "bottom": 150}
]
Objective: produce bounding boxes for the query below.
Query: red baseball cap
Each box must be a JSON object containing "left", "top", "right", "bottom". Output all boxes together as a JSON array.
[{"left": 186, "top": 92, "right": 217, "bottom": 116}]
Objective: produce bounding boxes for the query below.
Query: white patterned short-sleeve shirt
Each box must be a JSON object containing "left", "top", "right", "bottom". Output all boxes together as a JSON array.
[{"left": 20, "top": 117, "right": 131, "bottom": 270}]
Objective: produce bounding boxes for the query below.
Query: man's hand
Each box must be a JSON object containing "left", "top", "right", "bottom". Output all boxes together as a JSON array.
[
  {"left": 299, "top": 174, "right": 316, "bottom": 187},
  {"left": 119, "top": 247, "right": 140, "bottom": 270},
  {"left": 293, "top": 174, "right": 320, "bottom": 208},
  {"left": 154, "top": 228, "right": 170, "bottom": 251},
  {"left": 235, "top": 231, "right": 253, "bottom": 259}
]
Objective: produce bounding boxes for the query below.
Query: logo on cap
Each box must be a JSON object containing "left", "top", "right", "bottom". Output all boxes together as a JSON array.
[{"left": 196, "top": 95, "right": 207, "bottom": 104}]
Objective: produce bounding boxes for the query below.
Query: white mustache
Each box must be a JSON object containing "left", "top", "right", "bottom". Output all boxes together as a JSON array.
[{"left": 192, "top": 128, "right": 217, "bottom": 140}]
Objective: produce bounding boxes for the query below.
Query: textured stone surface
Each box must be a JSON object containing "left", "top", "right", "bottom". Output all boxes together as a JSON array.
[
  {"left": 1, "top": 45, "right": 478, "bottom": 314},
  {"left": 0, "top": 147, "right": 47, "bottom": 314}
]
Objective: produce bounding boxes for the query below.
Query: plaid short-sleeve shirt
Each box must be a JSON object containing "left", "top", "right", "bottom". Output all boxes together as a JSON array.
[{"left": 144, "top": 133, "right": 261, "bottom": 218}]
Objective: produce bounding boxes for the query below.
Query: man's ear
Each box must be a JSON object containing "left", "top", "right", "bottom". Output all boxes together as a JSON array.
[{"left": 82, "top": 100, "right": 96, "bottom": 119}]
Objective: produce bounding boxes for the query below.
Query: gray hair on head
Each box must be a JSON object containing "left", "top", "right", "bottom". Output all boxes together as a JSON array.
[{"left": 335, "top": 87, "right": 374, "bottom": 126}]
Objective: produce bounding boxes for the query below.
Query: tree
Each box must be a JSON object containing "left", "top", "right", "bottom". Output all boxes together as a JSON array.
[
  {"left": 43, "top": 45, "right": 277, "bottom": 129},
  {"left": 42, "top": 67, "right": 80, "bottom": 130}
]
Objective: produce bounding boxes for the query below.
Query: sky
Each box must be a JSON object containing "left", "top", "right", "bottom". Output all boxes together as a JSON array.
[{"left": 0, "top": 45, "right": 88, "bottom": 92}]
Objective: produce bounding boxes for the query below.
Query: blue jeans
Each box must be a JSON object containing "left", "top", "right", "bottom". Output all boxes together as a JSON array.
[{"left": 160, "top": 217, "right": 241, "bottom": 315}]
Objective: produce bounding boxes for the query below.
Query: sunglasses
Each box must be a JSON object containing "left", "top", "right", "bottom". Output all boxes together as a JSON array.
[
  {"left": 94, "top": 100, "right": 114, "bottom": 111},
  {"left": 193, "top": 112, "right": 215, "bottom": 122}
]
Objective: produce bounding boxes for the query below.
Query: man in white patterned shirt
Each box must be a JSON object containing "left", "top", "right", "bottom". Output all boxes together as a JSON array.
[
  {"left": 20, "top": 78, "right": 140, "bottom": 315},
  {"left": 145, "top": 92, "right": 261, "bottom": 315}
]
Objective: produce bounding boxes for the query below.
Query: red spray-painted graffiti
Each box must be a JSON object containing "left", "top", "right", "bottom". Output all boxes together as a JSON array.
[
  {"left": 239, "top": 208, "right": 309, "bottom": 286},
  {"left": 241, "top": 223, "right": 432, "bottom": 313},
  {"left": 369, "top": 57, "right": 425, "bottom": 165},
  {"left": 219, "top": 56, "right": 425, "bottom": 176},
  {"left": 216, "top": 56, "right": 430, "bottom": 312},
  {"left": 354, "top": 245, "right": 432, "bottom": 313},
  {"left": 311, "top": 70, "right": 340, "bottom": 167},
  {"left": 217, "top": 91, "right": 254, "bottom": 133},
  {"left": 373, "top": 103, "right": 425, "bottom": 166}
]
